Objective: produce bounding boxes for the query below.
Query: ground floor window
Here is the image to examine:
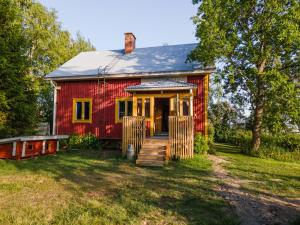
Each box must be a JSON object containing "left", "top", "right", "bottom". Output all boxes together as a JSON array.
[
  {"left": 115, "top": 98, "right": 133, "bottom": 122},
  {"left": 137, "top": 97, "right": 151, "bottom": 118},
  {"left": 181, "top": 98, "right": 190, "bottom": 116},
  {"left": 170, "top": 97, "right": 190, "bottom": 116},
  {"left": 72, "top": 98, "right": 92, "bottom": 123}
]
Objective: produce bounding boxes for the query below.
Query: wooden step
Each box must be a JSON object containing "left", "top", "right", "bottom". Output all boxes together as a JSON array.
[
  {"left": 137, "top": 154, "right": 165, "bottom": 161},
  {"left": 143, "top": 139, "right": 168, "bottom": 144},
  {"left": 139, "top": 149, "right": 166, "bottom": 155},
  {"left": 136, "top": 159, "right": 165, "bottom": 167},
  {"left": 140, "top": 145, "right": 166, "bottom": 150},
  {"left": 136, "top": 137, "right": 169, "bottom": 166}
]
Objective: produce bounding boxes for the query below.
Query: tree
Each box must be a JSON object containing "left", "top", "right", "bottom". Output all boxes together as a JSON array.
[
  {"left": 189, "top": 0, "right": 300, "bottom": 151},
  {"left": 20, "top": 1, "right": 95, "bottom": 130},
  {"left": 0, "top": 0, "right": 38, "bottom": 137},
  {"left": 0, "top": 0, "right": 95, "bottom": 137}
]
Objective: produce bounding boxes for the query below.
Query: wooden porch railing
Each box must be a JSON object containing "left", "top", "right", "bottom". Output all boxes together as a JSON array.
[
  {"left": 169, "top": 116, "right": 194, "bottom": 159},
  {"left": 122, "top": 116, "right": 146, "bottom": 156}
]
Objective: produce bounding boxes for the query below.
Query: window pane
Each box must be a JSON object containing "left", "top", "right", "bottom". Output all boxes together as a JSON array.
[
  {"left": 76, "top": 102, "right": 82, "bottom": 120},
  {"left": 137, "top": 99, "right": 142, "bottom": 116},
  {"left": 84, "top": 102, "right": 90, "bottom": 120},
  {"left": 119, "top": 101, "right": 125, "bottom": 119},
  {"left": 127, "top": 101, "right": 133, "bottom": 116},
  {"left": 144, "top": 98, "right": 150, "bottom": 118},
  {"left": 183, "top": 99, "right": 189, "bottom": 116}
]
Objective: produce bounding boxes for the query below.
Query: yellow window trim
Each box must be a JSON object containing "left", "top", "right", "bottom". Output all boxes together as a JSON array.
[
  {"left": 136, "top": 97, "right": 151, "bottom": 119},
  {"left": 72, "top": 98, "right": 92, "bottom": 123},
  {"left": 115, "top": 97, "right": 133, "bottom": 123}
]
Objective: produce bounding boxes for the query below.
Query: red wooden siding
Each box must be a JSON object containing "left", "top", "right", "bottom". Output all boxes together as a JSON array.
[
  {"left": 56, "top": 76, "right": 206, "bottom": 138},
  {"left": 0, "top": 143, "right": 13, "bottom": 159},
  {"left": 188, "top": 75, "right": 205, "bottom": 135},
  {"left": 56, "top": 79, "right": 140, "bottom": 138}
]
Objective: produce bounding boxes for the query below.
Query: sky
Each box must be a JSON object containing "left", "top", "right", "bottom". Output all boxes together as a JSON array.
[{"left": 38, "top": 0, "right": 199, "bottom": 51}]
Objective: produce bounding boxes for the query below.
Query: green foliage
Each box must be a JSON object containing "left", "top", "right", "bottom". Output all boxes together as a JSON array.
[
  {"left": 207, "top": 122, "right": 215, "bottom": 144},
  {"left": 194, "top": 133, "right": 209, "bottom": 154},
  {"left": 0, "top": 0, "right": 38, "bottom": 137},
  {"left": 189, "top": 0, "right": 300, "bottom": 150},
  {"left": 254, "top": 146, "right": 300, "bottom": 162},
  {"left": 0, "top": 0, "right": 95, "bottom": 137},
  {"left": 217, "top": 129, "right": 300, "bottom": 161},
  {"left": 63, "top": 134, "right": 101, "bottom": 150}
]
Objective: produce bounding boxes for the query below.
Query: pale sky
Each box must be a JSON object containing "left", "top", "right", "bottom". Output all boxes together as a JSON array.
[{"left": 38, "top": 0, "right": 199, "bottom": 50}]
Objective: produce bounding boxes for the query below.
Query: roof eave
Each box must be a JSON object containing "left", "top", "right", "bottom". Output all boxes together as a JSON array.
[
  {"left": 45, "top": 68, "right": 215, "bottom": 81},
  {"left": 125, "top": 86, "right": 197, "bottom": 92}
]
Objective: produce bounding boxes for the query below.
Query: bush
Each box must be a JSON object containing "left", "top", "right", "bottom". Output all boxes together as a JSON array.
[
  {"left": 194, "top": 133, "right": 209, "bottom": 154},
  {"left": 207, "top": 122, "right": 215, "bottom": 145},
  {"left": 253, "top": 146, "right": 300, "bottom": 162},
  {"left": 64, "top": 133, "right": 100, "bottom": 150},
  {"left": 214, "top": 128, "right": 300, "bottom": 161}
]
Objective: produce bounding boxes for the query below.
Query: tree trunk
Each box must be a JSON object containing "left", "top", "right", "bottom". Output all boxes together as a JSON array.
[
  {"left": 252, "top": 97, "right": 264, "bottom": 151},
  {"left": 252, "top": 59, "right": 266, "bottom": 151}
]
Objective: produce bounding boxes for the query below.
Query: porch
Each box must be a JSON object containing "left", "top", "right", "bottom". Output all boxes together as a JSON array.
[
  {"left": 125, "top": 79, "right": 197, "bottom": 137},
  {"left": 120, "top": 79, "right": 206, "bottom": 165},
  {"left": 122, "top": 116, "right": 194, "bottom": 166}
]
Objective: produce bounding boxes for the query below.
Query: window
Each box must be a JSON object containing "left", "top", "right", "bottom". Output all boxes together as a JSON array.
[
  {"left": 137, "top": 98, "right": 143, "bottom": 116},
  {"left": 115, "top": 98, "right": 133, "bottom": 122},
  {"left": 182, "top": 99, "right": 189, "bottom": 116},
  {"left": 136, "top": 97, "right": 151, "bottom": 118},
  {"left": 73, "top": 98, "right": 92, "bottom": 123},
  {"left": 180, "top": 98, "right": 190, "bottom": 116},
  {"left": 144, "top": 98, "right": 150, "bottom": 118}
]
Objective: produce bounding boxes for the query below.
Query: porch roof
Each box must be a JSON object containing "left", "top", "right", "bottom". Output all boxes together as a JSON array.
[{"left": 125, "top": 80, "right": 197, "bottom": 92}]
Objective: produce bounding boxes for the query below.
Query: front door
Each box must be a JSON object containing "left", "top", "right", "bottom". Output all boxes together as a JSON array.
[{"left": 154, "top": 98, "right": 169, "bottom": 134}]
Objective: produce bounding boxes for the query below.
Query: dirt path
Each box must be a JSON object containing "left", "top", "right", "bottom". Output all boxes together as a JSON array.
[{"left": 208, "top": 154, "right": 300, "bottom": 225}]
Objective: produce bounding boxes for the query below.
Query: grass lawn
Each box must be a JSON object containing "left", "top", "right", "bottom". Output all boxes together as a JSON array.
[
  {"left": 213, "top": 143, "right": 300, "bottom": 200},
  {"left": 0, "top": 150, "right": 238, "bottom": 225}
]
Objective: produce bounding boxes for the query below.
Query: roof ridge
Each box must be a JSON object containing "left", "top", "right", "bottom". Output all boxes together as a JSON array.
[{"left": 81, "top": 43, "right": 198, "bottom": 54}]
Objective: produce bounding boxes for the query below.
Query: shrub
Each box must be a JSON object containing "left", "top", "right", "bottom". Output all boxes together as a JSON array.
[
  {"left": 65, "top": 133, "right": 100, "bottom": 150},
  {"left": 194, "top": 133, "right": 209, "bottom": 154},
  {"left": 215, "top": 128, "right": 300, "bottom": 161},
  {"left": 253, "top": 146, "right": 300, "bottom": 162},
  {"left": 207, "top": 122, "right": 215, "bottom": 145}
]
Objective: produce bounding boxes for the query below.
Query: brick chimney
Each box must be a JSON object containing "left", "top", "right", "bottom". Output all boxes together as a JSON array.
[{"left": 124, "top": 33, "right": 136, "bottom": 54}]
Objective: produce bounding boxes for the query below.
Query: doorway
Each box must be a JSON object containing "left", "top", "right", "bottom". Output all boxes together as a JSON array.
[{"left": 154, "top": 98, "right": 169, "bottom": 134}]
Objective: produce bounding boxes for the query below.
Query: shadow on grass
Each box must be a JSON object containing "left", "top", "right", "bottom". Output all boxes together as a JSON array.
[
  {"left": 212, "top": 143, "right": 242, "bottom": 154},
  {"left": 2, "top": 150, "right": 239, "bottom": 225}
]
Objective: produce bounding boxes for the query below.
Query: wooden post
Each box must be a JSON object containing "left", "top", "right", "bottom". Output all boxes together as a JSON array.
[
  {"left": 12, "top": 141, "right": 17, "bottom": 157},
  {"left": 56, "top": 140, "right": 60, "bottom": 152},
  {"left": 21, "top": 141, "right": 26, "bottom": 158},
  {"left": 42, "top": 140, "right": 46, "bottom": 154},
  {"left": 150, "top": 96, "right": 154, "bottom": 136},
  {"left": 189, "top": 89, "right": 193, "bottom": 116}
]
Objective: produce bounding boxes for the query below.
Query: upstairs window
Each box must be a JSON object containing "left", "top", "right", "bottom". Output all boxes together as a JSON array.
[
  {"left": 73, "top": 98, "right": 92, "bottom": 123},
  {"left": 115, "top": 98, "right": 133, "bottom": 122}
]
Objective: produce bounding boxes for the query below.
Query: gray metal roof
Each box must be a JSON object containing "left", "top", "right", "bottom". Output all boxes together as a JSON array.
[
  {"left": 0, "top": 135, "right": 69, "bottom": 144},
  {"left": 126, "top": 80, "right": 197, "bottom": 91},
  {"left": 46, "top": 43, "right": 211, "bottom": 79}
]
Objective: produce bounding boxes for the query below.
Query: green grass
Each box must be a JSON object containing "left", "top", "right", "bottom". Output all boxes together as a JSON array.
[
  {"left": 213, "top": 143, "right": 300, "bottom": 199},
  {"left": 0, "top": 150, "right": 238, "bottom": 225}
]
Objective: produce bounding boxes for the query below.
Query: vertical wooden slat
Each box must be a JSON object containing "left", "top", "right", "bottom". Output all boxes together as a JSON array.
[
  {"left": 168, "top": 116, "right": 194, "bottom": 159},
  {"left": 122, "top": 116, "right": 146, "bottom": 157}
]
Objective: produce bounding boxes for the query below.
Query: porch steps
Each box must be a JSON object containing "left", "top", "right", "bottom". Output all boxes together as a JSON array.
[{"left": 136, "top": 138, "right": 169, "bottom": 167}]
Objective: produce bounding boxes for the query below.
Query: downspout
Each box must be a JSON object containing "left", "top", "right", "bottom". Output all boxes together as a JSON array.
[{"left": 50, "top": 80, "right": 57, "bottom": 135}]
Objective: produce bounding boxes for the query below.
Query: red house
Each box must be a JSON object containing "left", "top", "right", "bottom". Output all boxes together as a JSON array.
[{"left": 46, "top": 33, "right": 213, "bottom": 163}]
